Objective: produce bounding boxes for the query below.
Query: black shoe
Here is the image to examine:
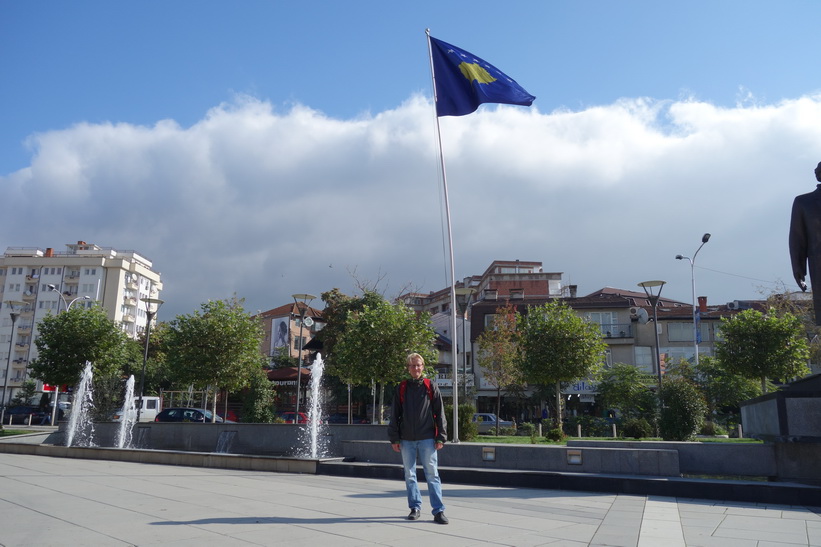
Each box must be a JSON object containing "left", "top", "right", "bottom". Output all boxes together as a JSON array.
[
  {"left": 407, "top": 509, "right": 421, "bottom": 520},
  {"left": 434, "top": 511, "right": 449, "bottom": 525}
]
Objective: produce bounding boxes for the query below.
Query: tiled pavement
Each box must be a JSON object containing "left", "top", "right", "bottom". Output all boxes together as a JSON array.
[{"left": 0, "top": 452, "right": 819, "bottom": 546}]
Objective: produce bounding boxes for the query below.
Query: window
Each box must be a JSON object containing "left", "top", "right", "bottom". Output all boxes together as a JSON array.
[
  {"left": 634, "top": 346, "right": 654, "bottom": 374},
  {"left": 293, "top": 336, "right": 307, "bottom": 350}
]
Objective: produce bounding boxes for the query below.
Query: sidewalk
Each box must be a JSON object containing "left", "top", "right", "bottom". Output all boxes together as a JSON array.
[{"left": 0, "top": 452, "right": 819, "bottom": 546}]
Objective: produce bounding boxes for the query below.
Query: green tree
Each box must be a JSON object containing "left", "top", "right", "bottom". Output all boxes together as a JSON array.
[
  {"left": 10, "top": 379, "right": 37, "bottom": 407},
  {"left": 595, "top": 363, "right": 657, "bottom": 420},
  {"left": 658, "top": 377, "right": 708, "bottom": 441},
  {"left": 318, "top": 289, "right": 384, "bottom": 377},
  {"left": 715, "top": 309, "right": 811, "bottom": 393},
  {"left": 518, "top": 300, "right": 607, "bottom": 429},
  {"left": 30, "top": 306, "right": 133, "bottom": 387},
  {"left": 476, "top": 304, "right": 523, "bottom": 434},
  {"left": 667, "top": 356, "right": 762, "bottom": 417},
  {"left": 333, "top": 297, "right": 436, "bottom": 422},
  {"left": 164, "top": 298, "right": 267, "bottom": 420},
  {"left": 240, "top": 367, "right": 277, "bottom": 423}
]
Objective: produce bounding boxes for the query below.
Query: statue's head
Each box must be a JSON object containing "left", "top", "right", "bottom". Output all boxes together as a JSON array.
[{"left": 816, "top": 162, "right": 821, "bottom": 182}]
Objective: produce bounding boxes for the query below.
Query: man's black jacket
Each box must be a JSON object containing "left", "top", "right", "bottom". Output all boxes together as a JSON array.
[{"left": 388, "top": 378, "right": 447, "bottom": 444}]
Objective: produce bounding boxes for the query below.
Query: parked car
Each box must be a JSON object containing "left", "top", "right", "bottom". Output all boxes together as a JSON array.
[
  {"left": 154, "top": 408, "right": 227, "bottom": 423},
  {"left": 4, "top": 405, "right": 63, "bottom": 425},
  {"left": 278, "top": 411, "right": 310, "bottom": 424},
  {"left": 325, "top": 413, "right": 370, "bottom": 424},
  {"left": 472, "top": 413, "right": 514, "bottom": 434}
]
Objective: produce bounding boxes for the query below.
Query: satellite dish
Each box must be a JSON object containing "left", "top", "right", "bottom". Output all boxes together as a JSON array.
[
  {"left": 303, "top": 317, "right": 314, "bottom": 327},
  {"left": 636, "top": 308, "right": 649, "bottom": 324}
]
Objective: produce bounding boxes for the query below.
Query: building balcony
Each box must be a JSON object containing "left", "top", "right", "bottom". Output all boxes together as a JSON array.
[
  {"left": 16, "top": 324, "right": 32, "bottom": 335},
  {"left": 65, "top": 274, "right": 80, "bottom": 283},
  {"left": 123, "top": 296, "right": 137, "bottom": 306},
  {"left": 15, "top": 342, "right": 29, "bottom": 350},
  {"left": 122, "top": 314, "right": 136, "bottom": 323},
  {"left": 21, "top": 291, "right": 36, "bottom": 301},
  {"left": 600, "top": 323, "right": 633, "bottom": 339},
  {"left": 126, "top": 281, "right": 139, "bottom": 290}
]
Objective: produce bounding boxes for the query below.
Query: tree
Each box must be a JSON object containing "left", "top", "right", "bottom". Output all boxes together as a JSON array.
[
  {"left": 715, "top": 308, "right": 810, "bottom": 393},
  {"left": 318, "top": 288, "right": 384, "bottom": 378},
  {"left": 332, "top": 297, "right": 436, "bottom": 422},
  {"left": 667, "top": 356, "right": 762, "bottom": 418},
  {"left": 658, "top": 377, "right": 707, "bottom": 441},
  {"left": 240, "top": 367, "right": 277, "bottom": 423},
  {"left": 595, "top": 363, "right": 657, "bottom": 420},
  {"left": 10, "top": 379, "right": 37, "bottom": 407},
  {"left": 164, "top": 298, "right": 267, "bottom": 420},
  {"left": 476, "top": 304, "right": 523, "bottom": 434},
  {"left": 518, "top": 300, "right": 607, "bottom": 429},
  {"left": 30, "top": 306, "right": 134, "bottom": 388}
]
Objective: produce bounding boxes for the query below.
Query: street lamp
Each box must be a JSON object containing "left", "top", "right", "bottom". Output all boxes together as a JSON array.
[
  {"left": 292, "top": 293, "right": 316, "bottom": 420},
  {"left": 137, "top": 298, "right": 164, "bottom": 422},
  {"left": 675, "top": 233, "right": 711, "bottom": 366},
  {"left": 2, "top": 301, "right": 25, "bottom": 423},
  {"left": 46, "top": 285, "right": 91, "bottom": 425},
  {"left": 454, "top": 288, "right": 475, "bottom": 403},
  {"left": 638, "top": 280, "right": 666, "bottom": 393}
]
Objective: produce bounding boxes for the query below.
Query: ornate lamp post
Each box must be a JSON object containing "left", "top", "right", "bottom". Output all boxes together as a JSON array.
[
  {"left": 638, "top": 280, "right": 667, "bottom": 393},
  {"left": 137, "top": 298, "right": 163, "bottom": 422},
  {"left": 46, "top": 284, "right": 91, "bottom": 425},
  {"left": 675, "top": 233, "right": 711, "bottom": 366},
  {"left": 2, "top": 300, "right": 25, "bottom": 423},
  {"left": 292, "top": 293, "right": 316, "bottom": 420}
]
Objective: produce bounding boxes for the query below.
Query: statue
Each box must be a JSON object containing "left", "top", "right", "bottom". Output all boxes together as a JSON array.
[{"left": 789, "top": 162, "right": 821, "bottom": 325}]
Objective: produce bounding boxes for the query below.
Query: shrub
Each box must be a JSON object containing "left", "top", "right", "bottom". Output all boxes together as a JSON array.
[
  {"left": 659, "top": 378, "right": 707, "bottom": 441},
  {"left": 545, "top": 427, "right": 566, "bottom": 442},
  {"left": 517, "top": 422, "right": 536, "bottom": 437},
  {"left": 700, "top": 421, "right": 728, "bottom": 436},
  {"left": 564, "top": 415, "right": 612, "bottom": 437},
  {"left": 444, "top": 403, "right": 478, "bottom": 441},
  {"left": 621, "top": 417, "right": 653, "bottom": 439}
]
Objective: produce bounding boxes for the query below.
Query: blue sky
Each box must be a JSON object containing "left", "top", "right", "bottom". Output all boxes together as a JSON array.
[{"left": 3, "top": 1, "right": 821, "bottom": 318}]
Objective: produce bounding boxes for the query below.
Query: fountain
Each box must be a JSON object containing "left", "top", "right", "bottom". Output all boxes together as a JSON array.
[
  {"left": 298, "top": 353, "right": 328, "bottom": 458},
  {"left": 115, "top": 375, "right": 137, "bottom": 448},
  {"left": 65, "top": 361, "right": 96, "bottom": 447}
]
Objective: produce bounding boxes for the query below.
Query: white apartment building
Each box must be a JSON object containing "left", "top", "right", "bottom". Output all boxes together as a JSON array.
[{"left": 0, "top": 241, "right": 162, "bottom": 401}]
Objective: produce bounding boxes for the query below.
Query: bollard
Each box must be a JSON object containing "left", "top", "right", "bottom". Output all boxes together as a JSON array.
[
  {"left": 577, "top": 424, "right": 582, "bottom": 438},
  {"left": 612, "top": 423, "right": 617, "bottom": 438},
  {"left": 737, "top": 424, "right": 743, "bottom": 439},
  {"left": 538, "top": 423, "right": 542, "bottom": 437}
]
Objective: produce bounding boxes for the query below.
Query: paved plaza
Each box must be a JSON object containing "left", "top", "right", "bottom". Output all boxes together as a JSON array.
[{"left": 0, "top": 452, "right": 820, "bottom": 546}]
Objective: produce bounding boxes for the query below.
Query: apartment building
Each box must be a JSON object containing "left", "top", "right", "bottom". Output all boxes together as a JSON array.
[{"left": 0, "top": 242, "right": 162, "bottom": 401}]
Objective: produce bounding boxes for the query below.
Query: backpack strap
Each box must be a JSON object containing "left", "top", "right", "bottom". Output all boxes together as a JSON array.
[{"left": 399, "top": 380, "right": 408, "bottom": 404}]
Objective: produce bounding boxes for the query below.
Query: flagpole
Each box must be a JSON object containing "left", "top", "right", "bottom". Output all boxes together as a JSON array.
[{"left": 426, "top": 28, "right": 460, "bottom": 443}]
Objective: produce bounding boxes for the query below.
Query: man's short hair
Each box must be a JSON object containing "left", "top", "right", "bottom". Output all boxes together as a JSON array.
[{"left": 406, "top": 353, "right": 425, "bottom": 366}]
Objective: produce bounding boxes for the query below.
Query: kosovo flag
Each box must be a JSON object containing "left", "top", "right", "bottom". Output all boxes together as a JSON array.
[{"left": 429, "top": 36, "right": 535, "bottom": 117}]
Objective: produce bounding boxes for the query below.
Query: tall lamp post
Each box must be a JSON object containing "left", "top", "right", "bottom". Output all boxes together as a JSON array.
[
  {"left": 137, "top": 298, "right": 164, "bottom": 422},
  {"left": 47, "top": 284, "right": 91, "bottom": 425},
  {"left": 675, "top": 233, "right": 711, "bottom": 366},
  {"left": 292, "top": 293, "right": 316, "bottom": 420},
  {"left": 2, "top": 300, "right": 25, "bottom": 423},
  {"left": 638, "top": 280, "right": 666, "bottom": 393},
  {"left": 454, "top": 288, "right": 475, "bottom": 403}
]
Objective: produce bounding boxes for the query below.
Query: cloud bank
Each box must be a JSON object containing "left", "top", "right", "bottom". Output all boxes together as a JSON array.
[{"left": 3, "top": 93, "right": 820, "bottom": 317}]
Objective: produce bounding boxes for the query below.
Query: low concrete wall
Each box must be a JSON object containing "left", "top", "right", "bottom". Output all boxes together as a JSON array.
[
  {"left": 567, "top": 440, "right": 777, "bottom": 477},
  {"left": 54, "top": 422, "right": 390, "bottom": 457},
  {"left": 741, "top": 391, "right": 821, "bottom": 442},
  {"left": 342, "top": 440, "right": 681, "bottom": 476}
]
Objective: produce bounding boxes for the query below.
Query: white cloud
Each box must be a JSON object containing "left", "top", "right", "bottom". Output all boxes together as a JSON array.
[{"left": 3, "top": 92, "right": 820, "bottom": 317}]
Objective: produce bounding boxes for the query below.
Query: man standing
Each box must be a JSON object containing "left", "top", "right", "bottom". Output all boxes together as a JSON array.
[
  {"left": 388, "top": 353, "right": 449, "bottom": 524},
  {"left": 790, "top": 161, "right": 821, "bottom": 325}
]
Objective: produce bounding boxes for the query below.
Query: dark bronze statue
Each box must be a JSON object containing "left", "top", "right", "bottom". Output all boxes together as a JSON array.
[{"left": 789, "top": 162, "right": 821, "bottom": 325}]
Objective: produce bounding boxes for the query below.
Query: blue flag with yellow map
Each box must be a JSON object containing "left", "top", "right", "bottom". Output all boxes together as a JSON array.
[{"left": 429, "top": 36, "right": 535, "bottom": 117}]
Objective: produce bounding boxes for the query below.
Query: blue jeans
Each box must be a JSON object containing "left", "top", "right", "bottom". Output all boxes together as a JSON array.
[{"left": 400, "top": 438, "right": 445, "bottom": 514}]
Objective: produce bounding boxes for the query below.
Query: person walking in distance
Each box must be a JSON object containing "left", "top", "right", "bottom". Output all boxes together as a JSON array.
[{"left": 388, "top": 353, "right": 449, "bottom": 524}]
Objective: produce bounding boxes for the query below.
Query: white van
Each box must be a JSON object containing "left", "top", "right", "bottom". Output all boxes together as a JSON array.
[{"left": 112, "top": 396, "right": 162, "bottom": 423}]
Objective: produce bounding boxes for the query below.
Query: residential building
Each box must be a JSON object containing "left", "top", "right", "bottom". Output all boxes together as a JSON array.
[
  {"left": 0, "top": 242, "right": 162, "bottom": 402},
  {"left": 256, "top": 301, "right": 324, "bottom": 366}
]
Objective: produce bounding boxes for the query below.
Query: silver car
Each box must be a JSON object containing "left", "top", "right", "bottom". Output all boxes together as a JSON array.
[{"left": 472, "top": 413, "right": 514, "bottom": 434}]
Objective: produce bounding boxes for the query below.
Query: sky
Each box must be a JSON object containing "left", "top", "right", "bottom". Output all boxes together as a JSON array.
[{"left": 3, "top": 1, "right": 821, "bottom": 319}]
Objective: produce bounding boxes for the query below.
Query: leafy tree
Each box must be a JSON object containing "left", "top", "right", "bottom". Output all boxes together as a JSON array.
[
  {"left": 476, "top": 304, "right": 524, "bottom": 434},
  {"left": 518, "top": 300, "right": 607, "bottom": 429},
  {"left": 240, "top": 367, "right": 277, "bottom": 423},
  {"left": 332, "top": 297, "right": 436, "bottom": 422},
  {"left": 10, "top": 379, "right": 37, "bottom": 407},
  {"left": 658, "top": 377, "right": 707, "bottom": 441},
  {"left": 595, "top": 363, "right": 657, "bottom": 420},
  {"left": 715, "top": 309, "right": 810, "bottom": 393},
  {"left": 667, "top": 356, "right": 762, "bottom": 417},
  {"left": 164, "top": 298, "right": 267, "bottom": 420},
  {"left": 318, "top": 289, "right": 384, "bottom": 378},
  {"left": 30, "top": 306, "right": 134, "bottom": 387}
]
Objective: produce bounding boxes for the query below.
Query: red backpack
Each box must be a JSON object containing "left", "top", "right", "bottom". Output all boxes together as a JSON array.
[{"left": 399, "top": 378, "right": 438, "bottom": 437}]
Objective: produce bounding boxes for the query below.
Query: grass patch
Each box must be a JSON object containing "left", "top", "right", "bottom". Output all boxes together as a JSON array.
[
  {"left": 0, "top": 429, "right": 31, "bottom": 437},
  {"left": 464, "top": 435, "right": 762, "bottom": 445}
]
